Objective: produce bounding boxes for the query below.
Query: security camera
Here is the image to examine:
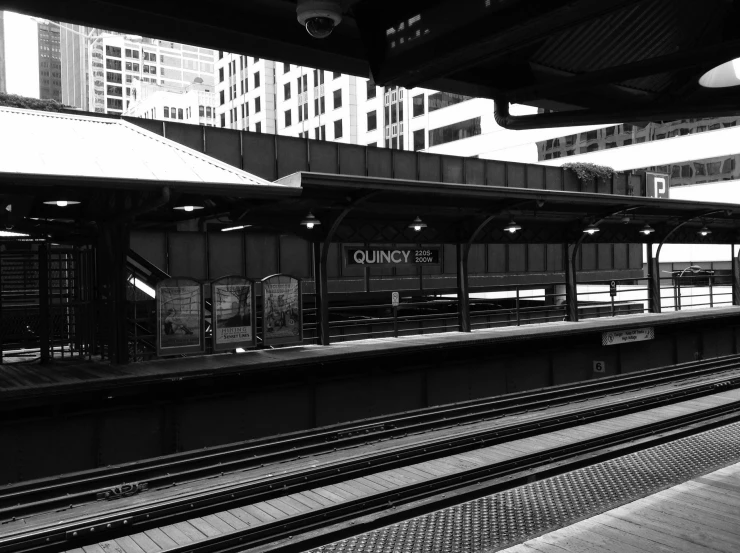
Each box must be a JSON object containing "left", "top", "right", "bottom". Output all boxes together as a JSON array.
[{"left": 297, "top": 0, "right": 342, "bottom": 39}]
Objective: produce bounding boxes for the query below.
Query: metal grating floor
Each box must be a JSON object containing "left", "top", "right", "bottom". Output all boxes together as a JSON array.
[{"left": 305, "top": 419, "right": 740, "bottom": 553}]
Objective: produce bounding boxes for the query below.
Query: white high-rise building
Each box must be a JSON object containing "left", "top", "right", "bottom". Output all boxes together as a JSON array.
[
  {"left": 123, "top": 79, "right": 217, "bottom": 126},
  {"left": 90, "top": 34, "right": 216, "bottom": 115}
]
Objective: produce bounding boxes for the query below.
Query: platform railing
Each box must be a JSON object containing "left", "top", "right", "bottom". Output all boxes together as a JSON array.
[
  {"left": 575, "top": 278, "right": 649, "bottom": 318},
  {"left": 658, "top": 273, "right": 732, "bottom": 312}
]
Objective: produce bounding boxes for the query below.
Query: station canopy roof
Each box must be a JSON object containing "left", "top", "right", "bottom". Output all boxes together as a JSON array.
[
  {"left": 2, "top": 107, "right": 740, "bottom": 246},
  {"left": 5, "top": 0, "right": 740, "bottom": 128}
]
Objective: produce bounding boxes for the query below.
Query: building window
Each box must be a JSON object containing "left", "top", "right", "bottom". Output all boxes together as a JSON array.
[
  {"left": 427, "top": 91, "right": 472, "bottom": 112},
  {"left": 125, "top": 48, "right": 132, "bottom": 58},
  {"left": 219, "top": 68, "right": 224, "bottom": 82},
  {"left": 256, "top": 122, "right": 261, "bottom": 133},
  {"left": 284, "top": 82, "right": 291, "bottom": 100},
  {"left": 413, "top": 129, "right": 425, "bottom": 151},
  {"left": 199, "top": 105, "right": 205, "bottom": 117},
  {"left": 412, "top": 94, "right": 424, "bottom": 117},
  {"left": 106, "top": 98, "right": 123, "bottom": 110},
  {"left": 367, "top": 82, "right": 376, "bottom": 100},
  {"left": 106, "top": 72, "right": 122, "bottom": 84},
  {"left": 126, "top": 74, "right": 132, "bottom": 83},
  {"left": 164, "top": 107, "right": 170, "bottom": 118},
  {"left": 178, "top": 108, "right": 183, "bottom": 120},
  {"left": 284, "top": 62, "right": 290, "bottom": 73},
  {"left": 106, "top": 59, "right": 122, "bottom": 71},
  {"left": 367, "top": 110, "right": 377, "bottom": 131},
  {"left": 428, "top": 117, "right": 481, "bottom": 147},
  {"left": 333, "top": 89, "right": 342, "bottom": 109},
  {"left": 105, "top": 45, "right": 121, "bottom": 58},
  {"left": 320, "top": 125, "right": 326, "bottom": 140},
  {"left": 255, "top": 97, "right": 261, "bottom": 113},
  {"left": 254, "top": 71, "right": 260, "bottom": 88},
  {"left": 219, "top": 90, "right": 225, "bottom": 105},
  {"left": 221, "top": 113, "right": 226, "bottom": 127},
  {"left": 333, "top": 72, "right": 341, "bottom": 80},
  {"left": 106, "top": 85, "right": 122, "bottom": 97},
  {"left": 219, "top": 51, "right": 223, "bottom": 60},
  {"left": 206, "top": 107, "right": 212, "bottom": 117},
  {"left": 334, "top": 119, "right": 343, "bottom": 139},
  {"left": 285, "top": 109, "right": 292, "bottom": 127}
]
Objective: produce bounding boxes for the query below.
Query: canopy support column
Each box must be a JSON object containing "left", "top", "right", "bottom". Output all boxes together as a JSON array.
[
  {"left": 312, "top": 241, "right": 329, "bottom": 346},
  {"left": 99, "top": 222, "right": 130, "bottom": 364},
  {"left": 646, "top": 243, "right": 661, "bottom": 313},
  {"left": 457, "top": 243, "right": 471, "bottom": 332},
  {"left": 564, "top": 243, "right": 579, "bottom": 322},
  {"left": 732, "top": 244, "right": 740, "bottom": 306},
  {"left": 39, "top": 243, "right": 50, "bottom": 364}
]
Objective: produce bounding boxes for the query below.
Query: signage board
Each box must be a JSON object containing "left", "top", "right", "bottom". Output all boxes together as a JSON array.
[
  {"left": 593, "top": 361, "right": 606, "bottom": 373},
  {"left": 156, "top": 277, "right": 204, "bottom": 356},
  {"left": 610, "top": 280, "right": 617, "bottom": 298},
  {"left": 211, "top": 276, "right": 256, "bottom": 351},
  {"left": 646, "top": 172, "right": 669, "bottom": 198},
  {"left": 262, "top": 274, "right": 303, "bottom": 346},
  {"left": 602, "top": 326, "right": 654, "bottom": 346},
  {"left": 391, "top": 292, "right": 400, "bottom": 307},
  {"left": 345, "top": 246, "right": 440, "bottom": 267}
]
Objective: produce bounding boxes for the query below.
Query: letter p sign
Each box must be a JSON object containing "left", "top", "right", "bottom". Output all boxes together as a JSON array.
[{"left": 647, "top": 173, "right": 669, "bottom": 198}]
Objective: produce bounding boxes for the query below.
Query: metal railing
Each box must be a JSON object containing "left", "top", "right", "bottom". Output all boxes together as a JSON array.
[
  {"left": 575, "top": 278, "right": 649, "bottom": 319},
  {"left": 658, "top": 273, "right": 733, "bottom": 312}
]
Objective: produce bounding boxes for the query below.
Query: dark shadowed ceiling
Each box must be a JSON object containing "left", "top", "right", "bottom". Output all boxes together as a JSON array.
[{"left": 3, "top": 0, "right": 740, "bottom": 127}]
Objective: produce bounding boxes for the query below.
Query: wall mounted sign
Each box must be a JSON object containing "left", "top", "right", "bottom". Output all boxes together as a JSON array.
[
  {"left": 262, "top": 274, "right": 303, "bottom": 346},
  {"left": 602, "top": 327, "right": 654, "bottom": 346},
  {"left": 211, "top": 276, "right": 256, "bottom": 351},
  {"left": 344, "top": 246, "right": 441, "bottom": 267},
  {"left": 593, "top": 360, "right": 606, "bottom": 373},
  {"left": 156, "top": 277, "right": 204, "bottom": 356},
  {"left": 646, "top": 172, "right": 669, "bottom": 198}
]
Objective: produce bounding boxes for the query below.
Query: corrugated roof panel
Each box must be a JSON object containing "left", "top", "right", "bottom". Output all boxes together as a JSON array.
[
  {"left": 0, "top": 107, "right": 276, "bottom": 187},
  {"left": 532, "top": 0, "right": 684, "bottom": 94}
]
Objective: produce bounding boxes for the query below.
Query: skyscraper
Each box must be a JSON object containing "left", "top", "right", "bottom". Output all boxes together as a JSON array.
[
  {"left": 0, "top": 12, "right": 7, "bottom": 94},
  {"left": 60, "top": 23, "right": 94, "bottom": 110},
  {"left": 37, "top": 20, "right": 61, "bottom": 101}
]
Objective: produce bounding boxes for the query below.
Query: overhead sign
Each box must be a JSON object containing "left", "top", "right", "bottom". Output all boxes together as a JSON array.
[
  {"left": 602, "top": 327, "right": 655, "bottom": 346},
  {"left": 157, "top": 277, "right": 204, "bottom": 356},
  {"left": 211, "top": 276, "right": 256, "bottom": 351},
  {"left": 646, "top": 172, "right": 669, "bottom": 198},
  {"left": 345, "top": 247, "right": 440, "bottom": 267},
  {"left": 262, "top": 274, "right": 303, "bottom": 346}
]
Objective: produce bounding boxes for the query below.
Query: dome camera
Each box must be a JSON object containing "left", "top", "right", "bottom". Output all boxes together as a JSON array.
[{"left": 297, "top": 0, "right": 342, "bottom": 39}]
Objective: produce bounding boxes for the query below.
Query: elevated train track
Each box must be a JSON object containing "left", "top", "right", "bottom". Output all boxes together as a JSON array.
[{"left": 4, "top": 356, "right": 740, "bottom": 552}]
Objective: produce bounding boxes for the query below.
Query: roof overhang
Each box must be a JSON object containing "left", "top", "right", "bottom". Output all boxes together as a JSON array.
[{"left": 6, "top": 0, "right": 740, "bottom": 126}]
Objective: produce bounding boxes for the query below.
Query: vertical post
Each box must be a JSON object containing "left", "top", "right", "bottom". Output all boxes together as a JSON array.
[
  {"left": 393, "top": 306, "right": 398, "bottom": 338},
  {"left": 646, "top": 243, "right": 662, "bottom": 314},
  {"left": 732, "top": 244, "right": 740, "bottom": 306},
  {"left": 39, "top": 243, "right": 50, "bottom": 364},
  {"left": 312, "top": 241, "right": 330, "bottom": 345},
  {"left": 563, "top": 243, "right": 578, "bottom": 322},
  {"left": 709, "top": 273, "right": 713, "bottom": 308},
  {"left": 456, "top": 243, "right": 471, "bottom": 332},
  {"left": 363, "top": 265, "right": 370, "bottom": 293},
  {"left": 611, "top": 295, "right": 615, "bottom": 317},
  {"left": 515, "top": 286, "right": 520, "bottom": 326}
]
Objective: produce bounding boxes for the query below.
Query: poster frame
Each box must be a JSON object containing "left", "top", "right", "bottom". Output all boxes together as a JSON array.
[
  {"left": 261, "top": 273, "right": 303, "bottom": 347},
  {"left": 210, "top": 275, "right": 257, "bottom": 351},
  {"left": 156, "top": 277, "right": 205, "bottom": 357}
]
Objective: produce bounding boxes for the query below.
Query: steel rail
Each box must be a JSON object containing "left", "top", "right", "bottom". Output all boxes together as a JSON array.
[
  {"left": 2, "top": 355, "right": 740, "bottom": 521},
  {"left": 2, "top": 366, "right": 740, "bottom": 553}
]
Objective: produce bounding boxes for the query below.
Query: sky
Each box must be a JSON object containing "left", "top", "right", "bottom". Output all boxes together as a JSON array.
[{"left": 3, "top": 11, "right": 39, "bottom": 98}]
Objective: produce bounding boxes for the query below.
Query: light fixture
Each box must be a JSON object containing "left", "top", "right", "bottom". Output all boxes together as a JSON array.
[
  {"left": 583, "top": 223, "right": 600, "bottom": 235},
  {"left": 300, "top": 212, "right": 321, "bottom": 229},
  {"left": 699, "top": 57, "right": 740, "bottom": 88},
  {"left": 221, "top": 224, "right": 252, "bottom": 232},
  {"left": 43, "top": 199, "right": 80, "bottom": 207},
  {"left": 639, "top": 223, "right": 655, "bottom": 235},
  {"left": 409, "top": 216, "right": 427, "bottom": 232},
  {"left": 504, "top": 220, "right": 521, "bottom": 234},
  {"left": 173, "top": 203, "right": 204, "bottom": 212},
  {"left": 621, "top": 215, "right": 631, "bottom": 224},
  {"left": 698, "top": 225, "right": 712, "bottom": 237}
]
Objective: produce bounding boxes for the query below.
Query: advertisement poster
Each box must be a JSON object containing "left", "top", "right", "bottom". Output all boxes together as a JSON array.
[
  {"left": 211, "top": 276, "right": 255, "bottom": 351},
  {"left": 262, "top": 274, "right": 302, "bottom": 346},
  {"left": 156, "top": 278, "right": 203, "bottom": 356}
]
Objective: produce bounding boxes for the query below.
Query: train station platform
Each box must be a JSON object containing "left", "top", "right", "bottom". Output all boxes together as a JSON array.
[{"left": 2, "top": 306, "right": 739, "bottom": 402}]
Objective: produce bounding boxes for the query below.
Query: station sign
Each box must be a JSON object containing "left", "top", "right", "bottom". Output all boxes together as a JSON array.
[
  {"left": 262, "top": 274, "right": 303, "bottom": 346},
  {"left": 602, "top": 326, "right": 654, "bottom": 346},
  {"left": 211, "top": 276, "right": 256, "bottom": 351},
  {"left": 391, "top": 292, "right": 400, "bottom": 307},
  {"left": 593, "top": 361, "right": 606, "bottom": 373},
  {"left": 156, "top": 277, "right": 204, "bottom": 356},
  {"left": 646, "top": 172, "right": 669, "bottom": 198},
  {"left": 345, "top": 246, "right": 440, "bottom": 267}
]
